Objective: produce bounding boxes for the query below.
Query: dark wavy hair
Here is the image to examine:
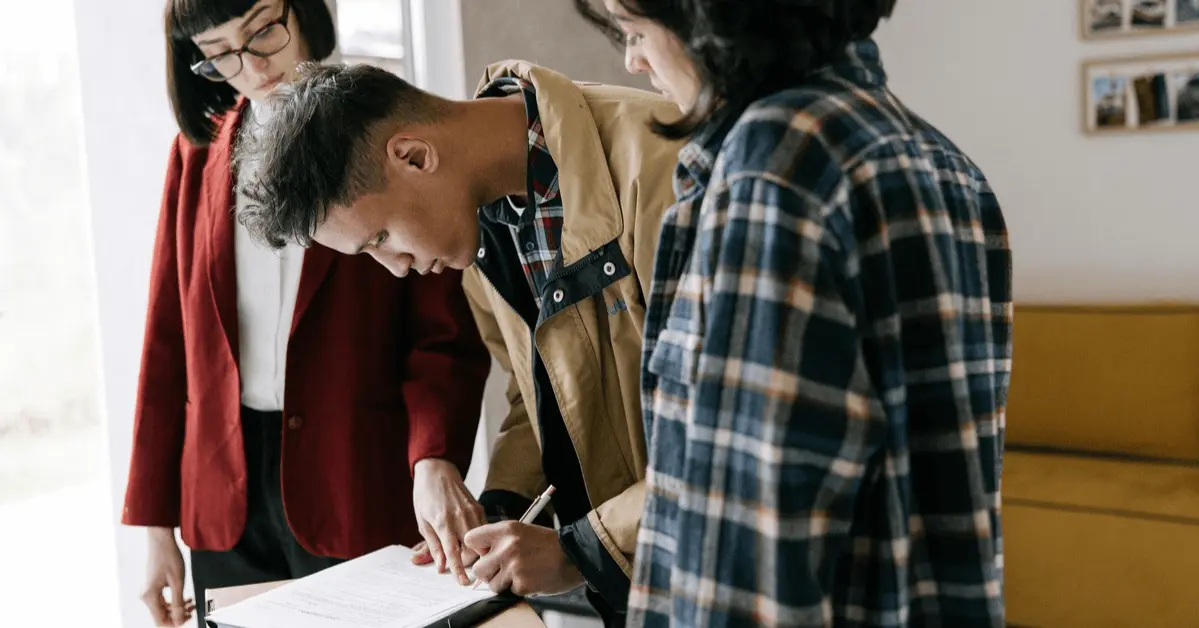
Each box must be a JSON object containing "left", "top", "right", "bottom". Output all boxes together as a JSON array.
[
  {"left": 233, "top": 62, "right": 447, "bottom": 249},
  {"left": 165, "top": 0, "right": 336, "bottom": 146},
  {"left": 575, "top": 0, "right": 897, "bottom": 139}
]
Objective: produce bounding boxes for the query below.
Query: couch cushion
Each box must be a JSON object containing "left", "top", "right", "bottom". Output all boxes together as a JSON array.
[
  {"left": 1005, "top": 450, "right": 1199, "bottom": 522},
  {"left": 1004, "top": 450, "right": 1199, "bottom": 626},
  {"left": 1007, "top": 304, "right": 1199, "bottom": 461},
  {"left": 1005, "top": 503, "right": 1199, "bottom": 627}
]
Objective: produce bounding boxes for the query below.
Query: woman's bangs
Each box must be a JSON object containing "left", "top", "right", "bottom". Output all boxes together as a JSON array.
[{"left": 168, "top": 0, "right": 260, "bottom": 40}]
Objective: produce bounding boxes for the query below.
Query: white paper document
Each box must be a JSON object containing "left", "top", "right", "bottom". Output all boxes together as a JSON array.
[{"left": 206, "top": 545, "right": 496, "bottom": 628}]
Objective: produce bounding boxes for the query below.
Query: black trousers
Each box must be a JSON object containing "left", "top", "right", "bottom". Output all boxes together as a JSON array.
[{"left": 191, "top": 407, "right": 342, "bottom": 627}]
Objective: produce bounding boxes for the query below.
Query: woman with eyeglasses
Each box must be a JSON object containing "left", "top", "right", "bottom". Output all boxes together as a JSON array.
[{"left": 122, "top": 1, "right": 491, "bottom": 625}]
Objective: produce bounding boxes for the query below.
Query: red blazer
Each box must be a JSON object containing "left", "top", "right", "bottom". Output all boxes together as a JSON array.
[{"left": 121, "top": 100, "right": 490, "bottom": 559}]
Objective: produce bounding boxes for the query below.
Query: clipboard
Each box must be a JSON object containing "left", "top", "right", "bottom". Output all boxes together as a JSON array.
[{"left": 204, "top": 580, "right": 538, "bottom": 628}]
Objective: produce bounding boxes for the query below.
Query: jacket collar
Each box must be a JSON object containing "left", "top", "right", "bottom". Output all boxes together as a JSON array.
[{"left": 475, "top": 61, "right": 623, "bottom": 266}]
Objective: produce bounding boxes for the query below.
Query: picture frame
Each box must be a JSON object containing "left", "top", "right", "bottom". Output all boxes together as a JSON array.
[
  {"left": 1082, "top": 51, "right": 1199, "bottom": 134},
  {"left": 1080, "top": 0, "right": 1199, "bottom": 39}
]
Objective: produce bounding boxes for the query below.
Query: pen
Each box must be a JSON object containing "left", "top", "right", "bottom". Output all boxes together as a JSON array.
[{"left": 472, "top": 485, "right": 555, "bottom": 590}]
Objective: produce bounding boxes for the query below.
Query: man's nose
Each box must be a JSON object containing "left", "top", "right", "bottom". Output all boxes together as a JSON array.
[
  {"left": 368, "top": 250, "right": 412, "bottom": 277},
  {"left": 624, "top": 47, "right": 648, "bottom": 75}
]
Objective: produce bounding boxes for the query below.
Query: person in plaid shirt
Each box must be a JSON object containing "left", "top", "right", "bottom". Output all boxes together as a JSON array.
[{"left": 578, "top": 0, "right": 1013, "bottom": 625}]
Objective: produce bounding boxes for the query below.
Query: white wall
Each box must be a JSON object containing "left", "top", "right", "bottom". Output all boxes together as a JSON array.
[
  {"left": 73, "top": 0, "right": 176, "bottom": 624},
  {"left": 873, "top": 0, "right": 1199, "bottom": 302}
]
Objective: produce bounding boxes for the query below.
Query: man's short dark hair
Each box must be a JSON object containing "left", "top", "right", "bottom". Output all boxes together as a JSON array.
[
  {"left": 165, "top": 0, "right": 337, "bottom": 146},
  {"left": 575, "top": 0, "right": 897, "bottom": 139},
  {"left": 233, "top": 62, "right": 446, "bottom": 249}
]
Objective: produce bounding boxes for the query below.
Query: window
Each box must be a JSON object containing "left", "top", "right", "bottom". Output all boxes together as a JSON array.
[
  {"left": 336, "top": 0, "right": 416, "bottom": 79},
  {"left": 0, "top": 0, "right": 113, "bottom": 625}
]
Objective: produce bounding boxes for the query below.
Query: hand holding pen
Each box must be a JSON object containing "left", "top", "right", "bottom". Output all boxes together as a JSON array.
[
  {"left": 471, "top": 485, "right": 555, "bottom": 590},
  {"left": 463, "top": 485, "right": 586, "bottom": 597}
]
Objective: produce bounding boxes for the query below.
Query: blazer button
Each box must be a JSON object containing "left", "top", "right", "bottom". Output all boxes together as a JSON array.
[{"left": 287, "top": 415, "right": 304, "bottom": 430}]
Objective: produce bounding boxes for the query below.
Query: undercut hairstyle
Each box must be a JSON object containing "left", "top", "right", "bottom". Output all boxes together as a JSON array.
[
  {"left": 165, "top": 0, "right": 336, "bottom": 145},
  {"left": 233, "top": 62, "right": 447, "bottom": 249},
  {"left": 575, "top": 0, "right": 897, "bottom": 139}
]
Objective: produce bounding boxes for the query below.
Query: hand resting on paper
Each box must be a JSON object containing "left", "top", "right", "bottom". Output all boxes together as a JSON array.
[
  {"left": 464, "top": 521, "right": 585, "bottom": 596},
  {"left": 411, "top": 458, "right": 487, "bottom": 586},
  {"left": 409, "top": 540, "right": 477, "bottom": 571}
]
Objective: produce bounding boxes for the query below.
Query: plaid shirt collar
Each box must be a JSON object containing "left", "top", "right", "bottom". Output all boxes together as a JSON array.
[
  {"left": 674, "top": 39, "right": 888, "bottom": 201},
  {"left": 476, "top": 77, "right": 564, "bottom": 303}
]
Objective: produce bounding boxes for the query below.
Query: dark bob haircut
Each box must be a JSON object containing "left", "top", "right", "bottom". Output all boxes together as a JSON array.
[
  {"left": 165, "top": 0, "right": 336, "bottom": 146},
  {"left": 575, "top": 0, "right": 897, "bottom": 139}
]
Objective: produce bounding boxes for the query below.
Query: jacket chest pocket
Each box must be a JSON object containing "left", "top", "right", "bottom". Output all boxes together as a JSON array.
[
  {"left": 647, "top": 326, "right": 700, "bottom": 392},
  {"left": 643, "top": 321, "right": 701, "bottom": 500},
  {"left": 646, "top": 281, "right": 703, "bottom": 402}
]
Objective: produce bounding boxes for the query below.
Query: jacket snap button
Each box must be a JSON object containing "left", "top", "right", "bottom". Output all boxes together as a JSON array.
[
  {"left": 477, "top": 247, "right": 486, "bottom": 259},
  {"left": 603, "top": 262, "right": 616, "bottom": 276},
  {"left": 287, "top": 415, "right": 304, "bottom": 430},
  {"left": 552, "top": 289, "right": 565, "bottom": 303}
]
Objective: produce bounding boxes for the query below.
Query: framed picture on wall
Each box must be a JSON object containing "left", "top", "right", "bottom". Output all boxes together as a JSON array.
[
  {"left": 1080, "top": 0, "right": 1199, "bottom": 38},
  {"left": 1083, "top": 51, "right": 1199, "bottom": 134}
]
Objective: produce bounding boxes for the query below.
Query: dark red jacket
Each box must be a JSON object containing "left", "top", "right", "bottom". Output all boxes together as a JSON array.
[{"left": 121, "top": 100, "right": 490, "bottom": 558}]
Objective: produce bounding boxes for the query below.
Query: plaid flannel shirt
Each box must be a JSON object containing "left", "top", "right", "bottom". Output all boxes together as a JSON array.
[
  {"left": 477, "top": 77, "right": 564, "bottom": 307},
  {"left": 629, "top": 39, "right": 1013, "bottom": 627}
]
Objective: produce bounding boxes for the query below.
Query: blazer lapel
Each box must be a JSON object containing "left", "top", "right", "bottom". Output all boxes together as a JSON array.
[
  {"left": 290, "top": 245, "right": 336, "bottom": 337},
  {"left": 200, "top": 98, "right": 338, "bottom": 345},
  {"left": 204, "top": 100, "right": 249, "bottom": 364}
]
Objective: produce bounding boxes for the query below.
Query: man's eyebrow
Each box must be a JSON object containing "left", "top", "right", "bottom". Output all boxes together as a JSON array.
[{"left": 196, "top": 3, "right": 271, "bottom": 46}]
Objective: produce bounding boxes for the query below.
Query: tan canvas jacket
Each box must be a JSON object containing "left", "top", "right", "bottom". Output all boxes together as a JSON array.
[{"left": 462, "top": 60, "right": 682, "bottom": 608}]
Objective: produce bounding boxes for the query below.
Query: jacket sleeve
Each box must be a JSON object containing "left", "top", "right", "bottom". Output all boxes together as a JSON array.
[
  {"left": 461, "top": 270, "right": 549, "bottom": 518},
  {"left": 402, "top": 269, "right": 492, "bottom": 476},
  {"left": 558, "top": 481, "right": 644, "bottom": 612},
  {"left": 121, "top": 136, "right": 189, "bottom": 528}
]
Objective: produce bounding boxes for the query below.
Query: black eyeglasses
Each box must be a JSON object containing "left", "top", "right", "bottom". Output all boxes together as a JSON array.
[{"left": 190, "top": 1, "right": 292, "bottom": 82}]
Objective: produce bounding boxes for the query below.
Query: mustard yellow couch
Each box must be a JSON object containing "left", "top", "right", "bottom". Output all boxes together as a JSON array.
[{"left": 1004, "top": 305, "right": 1199, "bottom": 627}]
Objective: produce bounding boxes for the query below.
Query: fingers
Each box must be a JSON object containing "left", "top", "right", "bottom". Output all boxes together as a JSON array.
[
  {"left": 457, "top": 503, "right": 486, "bottom": 568},
  {"left": 419, "top": 520, "right": 446, "bottom": 573},
  {"left": 410, "top": 541, "right": 433, "bottom": 565},
  {"left": 471, "top": 549, "right": 501, "bottom": 590},
  {"left": 166, "top": 569, "right": 188, "bottom": 626},
  {"left": 438, "top": 522, "right": 469, "bottom": 586},
  {"left": 446, "top": 504, "right": 486, "bottom": 583},
  {"left": 141, "top": 588, "right": 169, "bottom": 626},
  {"left": 140, "top": 590, "right": 194, "bottom": 627},
  {"left": 463, "top": 499, "right": 487, "bottom": 530},
  {"left": 463, "top": 521, "right": 507, "bottom": 553},
  {"left": 485, "top": 565, "right": 513, "bottom": 594},
  {"left": 460, "top": 545, "right": 480, "bottom": 568}
]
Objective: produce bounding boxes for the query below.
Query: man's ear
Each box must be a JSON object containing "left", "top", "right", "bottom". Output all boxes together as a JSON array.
[{"left": 386, "top": 135, "right": 438, "bottom": 174}]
